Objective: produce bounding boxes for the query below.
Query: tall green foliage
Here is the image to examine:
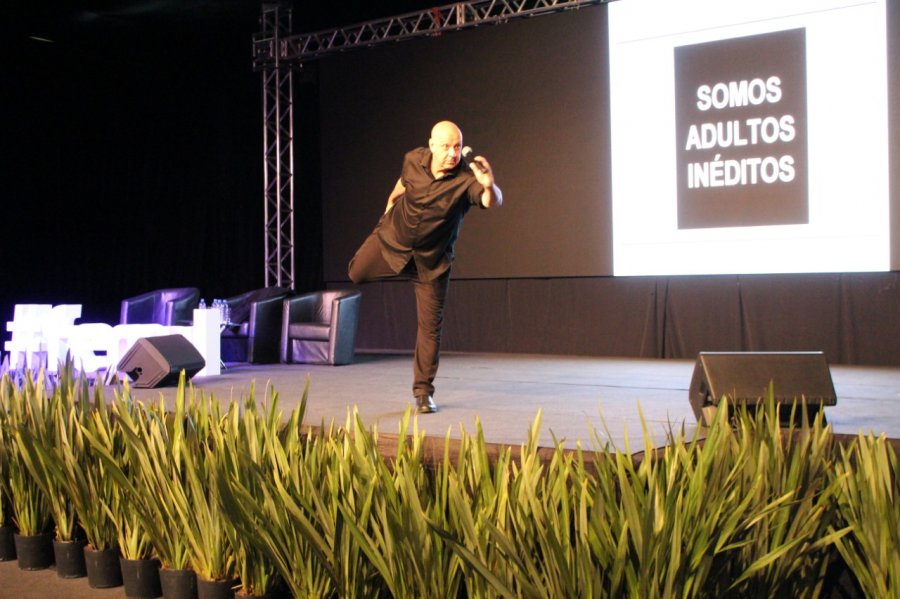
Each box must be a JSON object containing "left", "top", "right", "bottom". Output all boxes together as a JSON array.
[
  {"left": 213, "top": 383, "right": 280, "bottom": 597},
  {"left": 3, "top": 367, "right": 899, "bottom": 597},
  {"left": 18, "top": 367, "right": 123, "bottom": 551},
  {"left": 219, "top": 395, "right": 382, "bottom": 598},
  {"left": 338, "top": 411, "right": 463, "bottom": 599},
  {"left": 11, "top": 368, "right": 78, "bottom": 542},
  {"left": 720, "top": 398, "right": 846, "bottom": 597},
  {"left": 0, "top": 384, "right": 10, "bottom": 527},
  {"left": 91, "top": 377, "right": 193, "bottom": 569},
  {"left": 92, "top": 374, "right": 237, "bottom": 578},
  {"left": 67, "top": 380, "right": 123, "bottom": 551},
  {"left": 441, "top": 419, "right": 515, "bottom": 599},
  {"left": 437, "top": 399, "right": 851, "bottom": 598},
  {"left": 176, "top": 389, "right": 235, "bottom": 581},
  {"left": 2, "top": 372, "right": 53, "bottom": 536},
  {"left": 832, "top": 432, "right": 900, "bottom": 598}
]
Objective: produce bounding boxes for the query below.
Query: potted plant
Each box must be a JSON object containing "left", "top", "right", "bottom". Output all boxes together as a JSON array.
[
  {"left": 214, "top": 388, "right": 281, "bottom": 598},
  {"left": 95, "top": 381, "right": 162, "bottom": 598},
  {"left": 831, "top": 432, "right": 899, "bottom": 598},
  {"left": 2, "top": 372, "right": 54, "bottom": 570},
  {"left": 218, "top": 383, "right": 368, "bottom": 598},
  {"left": 25, "top": 365, "right": 126, "bottom": 587},
  {"left": 178, "top": 389, "right": 236, "bottom": 599},
  {"left": 12, "top": 376, "right": 85, "bottom": 578},
  {"left": 93, "top": 377, "right": 196, "bottom": 598},
  {"left": 67, "top": 381, "right": 125, "bottom": 588},
  {"left": 0, "top": 383, "right": 17, "bottom": 561},
  {"left": 118, "top": 492, "right": 162, "bottom": 599}
]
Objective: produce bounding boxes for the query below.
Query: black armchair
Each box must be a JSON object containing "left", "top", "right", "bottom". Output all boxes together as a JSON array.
[
  {"left": 120, "top": 287, "right": 200, "bottom": 326},
  {"left": 280, "top": 290, "right": 362, "bottom": 365},
  {"left": 220, "top": 286, "right": 290, "bottom": 364}
]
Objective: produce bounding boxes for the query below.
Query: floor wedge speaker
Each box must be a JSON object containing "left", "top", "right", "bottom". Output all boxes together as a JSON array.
[
  {"left": 117, "top": 334, "right": 206, "bottom": 388},
  {"left": 689, "top": 351, "right": 837, "bottom": 426}
]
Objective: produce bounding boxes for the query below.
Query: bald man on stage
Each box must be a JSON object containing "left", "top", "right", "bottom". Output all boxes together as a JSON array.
[{"left": 349, "top": 120, "right": 503, "bottom": 414}]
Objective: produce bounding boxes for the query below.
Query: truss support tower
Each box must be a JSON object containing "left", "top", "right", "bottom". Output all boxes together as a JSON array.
[{"left": 256, "top": 2, "right": 296, "bottom": 290}]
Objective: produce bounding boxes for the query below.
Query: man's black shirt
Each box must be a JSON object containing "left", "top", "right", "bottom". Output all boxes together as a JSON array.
[{"left": 377, "top": 147, "right": 484, "bottom": 280}]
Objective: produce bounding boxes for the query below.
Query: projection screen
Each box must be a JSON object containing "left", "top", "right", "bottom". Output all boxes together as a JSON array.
[{"left": 608, "top": 0, "right": 889, "bottom": 275}]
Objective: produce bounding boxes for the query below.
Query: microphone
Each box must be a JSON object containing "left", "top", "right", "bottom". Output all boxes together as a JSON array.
[{"left": 462, "top": 146, "right": 487, "bottom": 174}]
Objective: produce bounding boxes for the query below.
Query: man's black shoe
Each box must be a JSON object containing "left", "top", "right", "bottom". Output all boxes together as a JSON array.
[{"left": 415, "top": 394, "right": 438, "bottom": 414}]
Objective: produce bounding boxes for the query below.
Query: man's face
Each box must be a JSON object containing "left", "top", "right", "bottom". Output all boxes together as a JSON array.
[{"left": 429, "top": 128, "right": 462, "bottom": 175}]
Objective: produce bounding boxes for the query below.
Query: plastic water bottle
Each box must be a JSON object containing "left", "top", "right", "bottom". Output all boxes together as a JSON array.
[
  {"left": 199, "top": 298, "right": 206, "bottom": 309},
  {"left": 212, "top": 299, "right": 226, "bottom": 324}
]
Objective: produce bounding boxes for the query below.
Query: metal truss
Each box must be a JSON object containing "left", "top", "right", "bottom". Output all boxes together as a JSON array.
[
  {"left": 254, "top": 0, "right": 605, "bottom": 289},
  {"left": 258, "top": 2, "right": 295, "bottom": 289},
  {"left": 255, "top": 0, "right": 605, "bottom": 66}
]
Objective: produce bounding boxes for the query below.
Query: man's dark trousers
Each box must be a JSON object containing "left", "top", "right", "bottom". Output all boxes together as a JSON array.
[{"left": 348, "top": 231, "right": 450, "bottom": 398}]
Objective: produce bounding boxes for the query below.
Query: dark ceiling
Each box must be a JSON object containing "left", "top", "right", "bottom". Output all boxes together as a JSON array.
[{"left": 6, "top": 1, "right": 442, "bottom": 58}]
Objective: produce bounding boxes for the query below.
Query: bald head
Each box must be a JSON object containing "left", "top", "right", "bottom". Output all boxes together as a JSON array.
[
  {"left": 431, "top": 120, "right": 462, "bottom": 141},
  {"left": 428, "top": 120, "right": 463, "bottom": 177}
]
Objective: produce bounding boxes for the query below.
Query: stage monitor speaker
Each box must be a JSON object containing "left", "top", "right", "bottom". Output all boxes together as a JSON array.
[
  {"left": 689, "top": 351, "right": 837, "bottom": 426},
  {"left": 117, "top": 334, "right": 205, "bottom": 388}
]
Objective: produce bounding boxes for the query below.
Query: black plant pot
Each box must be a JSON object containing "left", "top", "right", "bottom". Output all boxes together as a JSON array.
[
  {"left": 197, "top": 577, "right": 237, "bottom": 599},
  {"left": 84, "top": 545, "right": 123, "bottom": 588},
  {"left": 159, "top": 567, "right": 198, "bottom": 599},
  {"left": 121, "top": 557, "right": 163, "bottom": 598},
  {"left": 53, "top": 538, "right": 87, "bottom": 578},
  {"left": 13, "top": 532, "right": 54, "bottom": 570},
  {"left": 0, "top": 525, "right": 16, "bottom": 561}
]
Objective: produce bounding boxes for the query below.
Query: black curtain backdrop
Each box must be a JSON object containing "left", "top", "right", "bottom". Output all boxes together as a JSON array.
[
  {"left": 3, "top": 18, "right": 272, "bottom": 327},
  {"left": 336, "top": 272, "right": 900, "bottom": 366}
]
